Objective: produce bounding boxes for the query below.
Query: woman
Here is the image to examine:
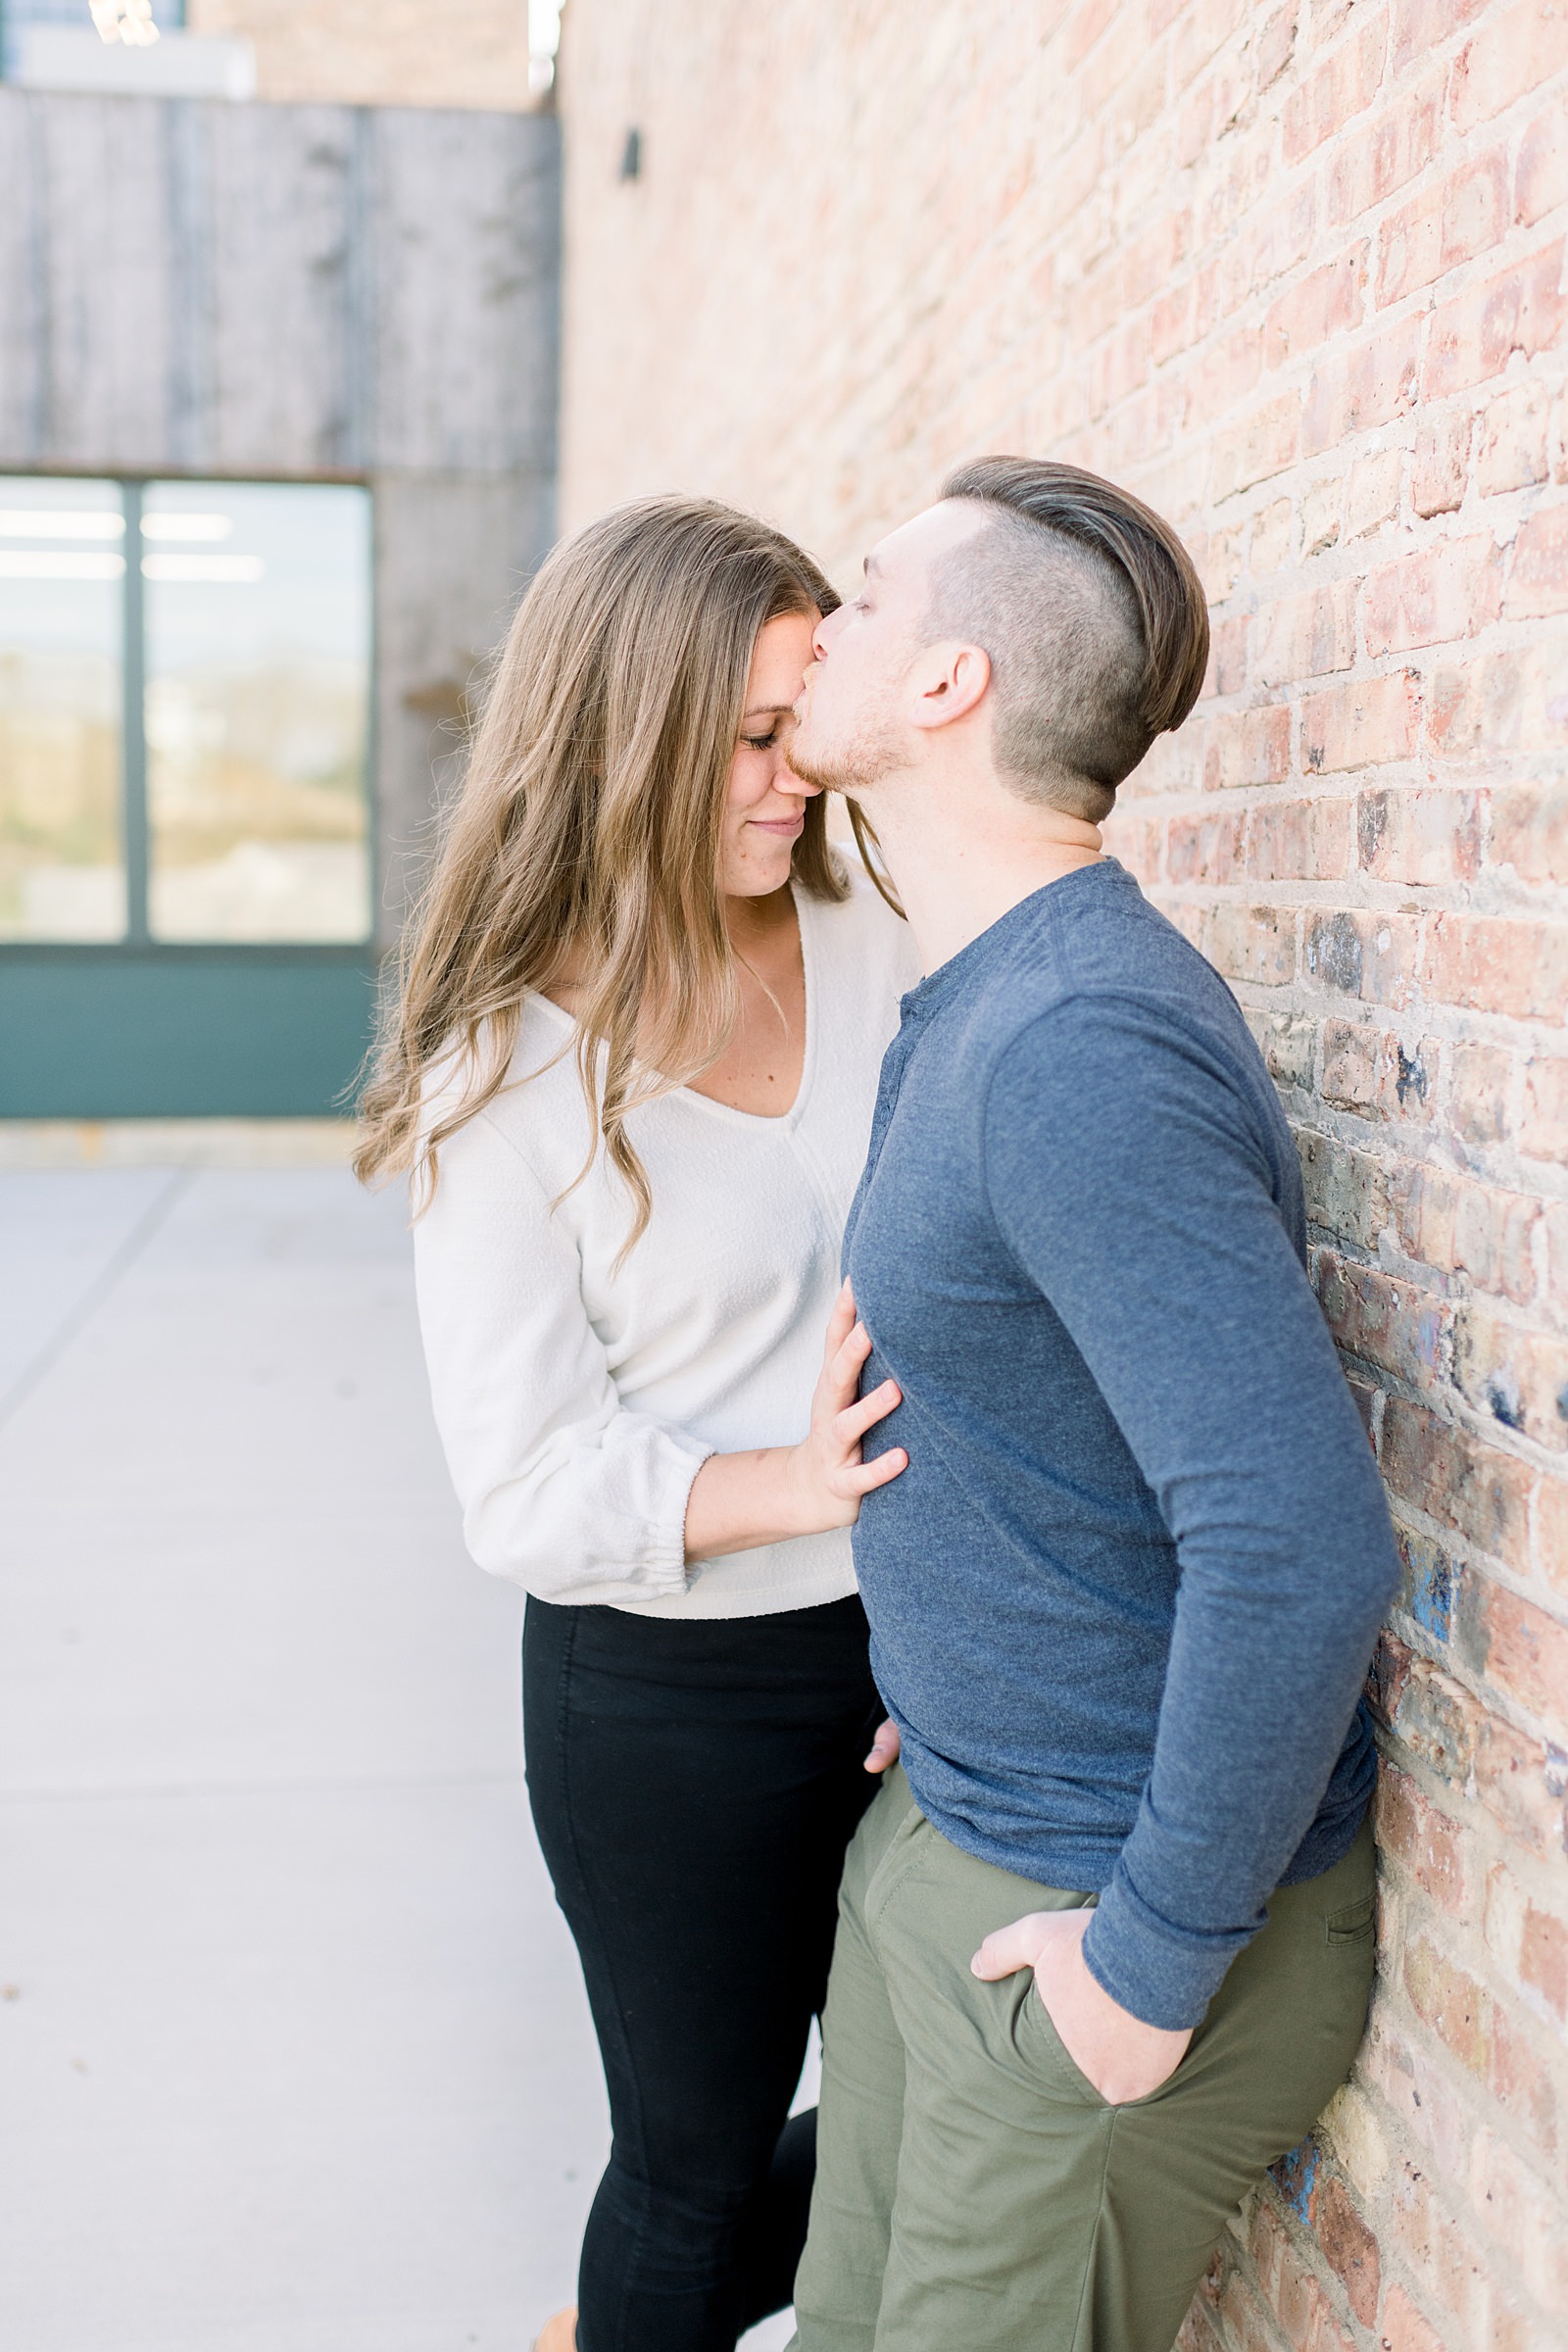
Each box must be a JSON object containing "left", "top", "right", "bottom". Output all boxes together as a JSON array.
[{"left": 355, "top": 497, "right": 921, "bottom": 2352}]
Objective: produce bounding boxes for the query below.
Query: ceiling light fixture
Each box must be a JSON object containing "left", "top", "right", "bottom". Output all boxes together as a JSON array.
[{"left": 88, "top": 0, "right": 161, "bottom": 48}]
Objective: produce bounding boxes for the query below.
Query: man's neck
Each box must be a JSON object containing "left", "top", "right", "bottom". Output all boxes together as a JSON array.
[{"left": 867, "top": 773, "right": 1104, "bottom": 972}]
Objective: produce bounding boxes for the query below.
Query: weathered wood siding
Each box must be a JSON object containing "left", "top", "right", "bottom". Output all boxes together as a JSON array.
[{"left": 0, "top": 88, "right": 559, "bottom": 933}]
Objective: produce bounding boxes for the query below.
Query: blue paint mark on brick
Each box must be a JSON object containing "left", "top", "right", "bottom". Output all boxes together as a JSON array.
[
  {"left": 1399, "top": 1529, "right": 1455, "bottom": 1642},
  {"left": 1270, "top": 2135, "right": 1317, "bottom": 2221}
]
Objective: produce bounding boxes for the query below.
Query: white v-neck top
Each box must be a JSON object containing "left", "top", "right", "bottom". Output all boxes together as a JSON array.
[{"left": 411, "top": 874, "right": 922, "bottom": 1618}]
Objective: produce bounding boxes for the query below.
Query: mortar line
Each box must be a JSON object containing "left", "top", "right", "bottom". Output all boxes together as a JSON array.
[{"left": 0, "top": 1168, "right": 191, "bottom": 1436}]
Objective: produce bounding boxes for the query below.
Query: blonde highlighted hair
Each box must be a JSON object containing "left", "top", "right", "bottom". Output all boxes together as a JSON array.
[{"left": 355, "top": 495, "right": 874, "bottom": 1243}]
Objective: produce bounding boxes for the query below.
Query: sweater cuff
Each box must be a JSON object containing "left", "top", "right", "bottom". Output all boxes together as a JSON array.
[
  {"left": 1080, "top": 1860, "right": 1253, "bottom": 2032},
  {"left": 642, "top": 1428, "right": 716, "bottom": 1592}
]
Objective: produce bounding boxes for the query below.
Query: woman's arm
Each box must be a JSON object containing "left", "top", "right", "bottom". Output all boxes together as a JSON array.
[
  {"left": 413, "top": 1106, "right": 905, "bottom": 1605},
  {"left": 684, "top": 1281, "right": 906, "bottom": 1561}
]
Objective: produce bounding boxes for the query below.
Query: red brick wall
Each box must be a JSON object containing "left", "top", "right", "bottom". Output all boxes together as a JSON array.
[{"left": 558, "top": 5, "right": 1568, "bottom": 2347}]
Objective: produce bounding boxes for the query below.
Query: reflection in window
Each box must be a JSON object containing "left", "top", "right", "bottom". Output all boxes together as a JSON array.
[
  {"left": 144, "top": 482, "right": 372, "bottom": 943},
  {"left": 0, "top": 477, "right": 126, "bottom": 942}
]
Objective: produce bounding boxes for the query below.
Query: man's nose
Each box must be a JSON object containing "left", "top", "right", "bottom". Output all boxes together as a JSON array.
[
  {"left": 777, "top": 739, "right": 823, "bottom": 797},
  {"left": 812, "top": 606, "right": 845, "bottom": 660}
]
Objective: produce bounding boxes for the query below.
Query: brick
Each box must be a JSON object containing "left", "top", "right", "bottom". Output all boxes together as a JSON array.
[
  {"left": 1303, "top": 906, "right": 1421, "bottom": 1005},
  {"left": 1304, "top": 316, "right": 1420, "bottom": 453},
  {"left": 1404, "top": 1932, "right": 1494, "bottom": 2078},
  {"left": 1302, "top": 473, "right": 1343, "bottom": 553},
  {"left": 1303, "top": 671, "right": 1420, "bottom": 770},
  {"left": 1468, "top": 2129, "right": 1568, "bottom": 2312},
  {"left": 1411, "top": 411, "right": 1471, "bottom": 516},
  {"left": 1265, "top": 250, "right": 1366, "bottom": 367},
  {"left": 1298, "top": 1128, "right": 1394, "bottom": 1250},
  {"left": 1362, "top": 2005, "right": 1477, "bottom": 2179},
  {"left": 1257, "top": 1009, "right": 1317, "bottom": 1089},
  {"left": 1391, "top": 0, "right": 1488, "bottom": 74},
  {"left": 1476, "top": 382, "right": 1550, "bottom": 494},
  {"left": 1383, "top": 1396, "right": 1534, "bottom": 1565},
  {"left": 1320, "top": 1250, "right": 1450, "bottom": 1385},
  {"left": 1327, "top": 73, "right": 1444, "bottom": 221},
  {"left": 1167, "top": 808, "right": 1246, "bottom": 882},
  {"left": 1256, "top": 581, "right": 1357, "bottom": 685},
  {"left": 1211, "top": 392, "right": 1301, "bottom": 498},
  {"left": 1454, "top": 1306, "right": 1568, "bottom": 1449},
  {"left": 1519, "top": 1058, "right": 1568, "bottom": 1158},
  {"left": 1515, "top": 99, "right": 1568, "bottom": 226},
  {"left": 1205, "top": 901, "right": 1297, "bottom": 985},
  {"left": 1321, "top": 1017, "right": 1436, "bottom": 1119},
  {"left": 1248, "top": 796, "right": 1354, "bottom": 878},
  {"left": 1446, "top": 1039, "right": 1511, "bottom": 1147},
  {"left": 1252, "top": 1, "right": 1298, "bottom": 89},
  {"left": 1281, "top": 14, "right": 1389, "bottom": 163},
  {"left": 1415, "top": 1174, "right": 1539, "bottom": 1304},
  {"left": 1346, "top": 448, "right": 1402, "bottom": 537},
  {"left": 1488, "top": 785, "right": 1568, "bottom": 884},
  {"left": 1426, "top": 915, "right": 1568, "bottom": 1022},
  {"left": 1250, "top": 495, "right": 1294, "bottom": 575},
  {"left": 1314, "top": 2171, "right": 1381, "bottom": 2326},
  {"left": 1378, "top": 1761, "right": 1469, "bottom": 1910},
  {"left": 1487, "top": 1993, "right": 1562, "bottom": 2155},
  {"left": 1363, "top": 535, "right": 1504, "bottom": 656},
  {"left": 1464, "top": 1575, "right": 1568, "bottom": 1728},
  {"left": 1207, "top": 613, "right": 1250, "bottom": 696},
  {"left": 1381, "top": 2283, "right": 1449, "bottom": 2352},
  {"left": 1505, "top": 507, "right": 1568, "bottom": 617},
  {"left": 1472, "top": 1693, "right": 1568, "bottom": 1853},
  {"left": 1204, "top": 704, "right": 1293, "bottom": 788},
  {"left": 1450, "top": 0, "right": 1568, "bottom": 133},
  {"left": 1519, "top": 1899, "right": 1568, "bottom": 2020},
  {"left": 1395, "top": 1529, "right": 1466, "bottom": 1662},
  {"left": 1424, "top": 240, "right": 1568, "bottom": 399},
  {"left": 1428, "top": 646, "right": 1568, "bottom": 756},
  {"left": 1377, "top": 183, "right": 1445, "bottom": 308},
  {"left": 1387, "top": 2162, "right": 1491, "bottom": 2338},
  {"left": 1443, "top": 147, "right": 1511, "bottom": 270},
  {"left": 1532, "top": 1471, "right": 1568, "bottom": 1599},
  {"left": 1358, "top": 786, "right": 1481, "bottom": 882}
]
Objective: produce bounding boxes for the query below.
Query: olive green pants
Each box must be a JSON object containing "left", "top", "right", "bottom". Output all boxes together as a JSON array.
[{"left": 791, "top": 1767, "right": 1375, "bottom": 2352}]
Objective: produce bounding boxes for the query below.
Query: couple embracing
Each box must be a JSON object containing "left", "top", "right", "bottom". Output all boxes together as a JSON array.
[{"left": 357, "top": 461, "right": 1399, "bottom": 2352}]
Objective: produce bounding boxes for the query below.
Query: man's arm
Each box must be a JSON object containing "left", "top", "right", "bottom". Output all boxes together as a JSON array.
[{"left": 980, "top": 995, "right": 1398, "bottom": 2037}]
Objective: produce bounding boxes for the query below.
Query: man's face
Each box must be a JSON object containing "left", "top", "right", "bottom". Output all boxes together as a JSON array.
[{"left": 791, "top": 501, "right": 988, "bottom": 796}]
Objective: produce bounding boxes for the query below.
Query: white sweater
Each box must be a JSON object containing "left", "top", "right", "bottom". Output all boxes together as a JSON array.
[{"left": 412, "top": 874, "right": 922, "bottom": 1619}]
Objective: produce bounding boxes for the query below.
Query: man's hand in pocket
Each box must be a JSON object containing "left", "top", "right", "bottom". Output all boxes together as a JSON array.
[{"left": 971, "top": 1908, "right": 1192, "bottom": 2104}]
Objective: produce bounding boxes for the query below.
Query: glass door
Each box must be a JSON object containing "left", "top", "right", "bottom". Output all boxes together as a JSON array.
[{"left": 0, "top": 475, "right": 378, "bottom": 1119}]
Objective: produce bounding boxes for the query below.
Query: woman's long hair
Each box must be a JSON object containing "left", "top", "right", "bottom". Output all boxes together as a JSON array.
[{"left": 353, "top": 496, "right": 855, "bottom": 1244}]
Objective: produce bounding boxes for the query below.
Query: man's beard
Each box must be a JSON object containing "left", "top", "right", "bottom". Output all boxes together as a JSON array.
[{"left": 789, "top": 704, "right": 904, "bottom": 797}]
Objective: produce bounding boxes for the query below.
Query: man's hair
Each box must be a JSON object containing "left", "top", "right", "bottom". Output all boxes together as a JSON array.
[{"left": 935, "top": 457, "right": 1210, "bottom": 822}]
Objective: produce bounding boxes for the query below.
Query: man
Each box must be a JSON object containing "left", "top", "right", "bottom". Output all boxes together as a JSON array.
[{"left": 784, "top": 458, "right": 1399, "bottom": 2352}]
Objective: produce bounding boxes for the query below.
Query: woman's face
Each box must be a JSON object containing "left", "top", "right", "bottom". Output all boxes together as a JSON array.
[{"left": 718, "top": 611, "right": 823, "bottom": 900}]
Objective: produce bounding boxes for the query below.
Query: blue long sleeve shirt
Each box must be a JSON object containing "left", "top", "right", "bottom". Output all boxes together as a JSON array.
[{"left": 845, "top": 859, "right": 1399, "bottom": 2030}]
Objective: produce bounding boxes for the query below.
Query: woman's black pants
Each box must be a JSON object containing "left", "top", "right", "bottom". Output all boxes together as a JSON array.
[{"left": 522, "top": 1591, "right": 883, "bottom": 2352}]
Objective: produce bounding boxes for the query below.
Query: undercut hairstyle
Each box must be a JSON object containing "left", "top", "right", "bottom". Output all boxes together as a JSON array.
[{"left": 935, "top": 458, "right": 1210, "bottom": 822}]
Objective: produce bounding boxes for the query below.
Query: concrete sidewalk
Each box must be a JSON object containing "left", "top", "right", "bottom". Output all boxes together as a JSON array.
[{"left": 0, "top": 1164, "right": 796, "bottom": 2351}]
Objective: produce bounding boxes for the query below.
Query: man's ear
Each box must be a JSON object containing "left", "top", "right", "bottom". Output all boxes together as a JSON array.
[{"left": 907, "top": 640, "right": 991, "bottom": 734}]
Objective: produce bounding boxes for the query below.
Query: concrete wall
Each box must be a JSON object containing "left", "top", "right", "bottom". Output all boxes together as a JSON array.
[
  {"left": 185, "top": 0, "right": 540, "bottom": 111},
  {"left": 0, "top": 87, "right": 559, "bottom": 938},
  {"left": 558, "top": 7, "right": 1568, "bottom": 2351}
]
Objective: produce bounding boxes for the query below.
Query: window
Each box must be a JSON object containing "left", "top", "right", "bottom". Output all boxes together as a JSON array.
[
  {"left": 0, "top": 477, "right": 373, "bottom": 947},
  {"left": 0, "top": 1, "right": 185, "bottom": 79}
]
